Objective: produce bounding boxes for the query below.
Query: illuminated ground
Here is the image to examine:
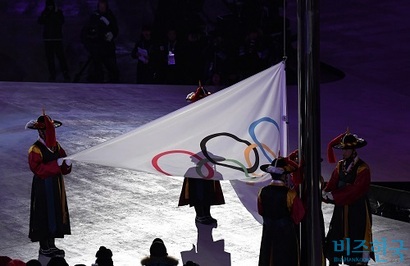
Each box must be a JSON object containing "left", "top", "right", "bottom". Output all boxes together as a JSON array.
[{"left": 0, "top": 81, "right": 409, "bottom": 266}]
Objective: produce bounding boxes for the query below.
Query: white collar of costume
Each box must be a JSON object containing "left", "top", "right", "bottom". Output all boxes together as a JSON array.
[
  {"left": 344, "top": 155, "right": 359, "bottom": 173},
  {"left": 37, "top": 137, "right": 56, "bottom": 153}
]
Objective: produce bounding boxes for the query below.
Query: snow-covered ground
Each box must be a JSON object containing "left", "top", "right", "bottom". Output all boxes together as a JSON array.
[{"left": 0, "top": 81, "right": 409, "bottom": 265}]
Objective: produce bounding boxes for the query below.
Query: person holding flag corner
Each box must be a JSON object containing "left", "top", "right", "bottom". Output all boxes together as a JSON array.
[{"left": 26, "top": 110, "right": 72, "bottom": 258}]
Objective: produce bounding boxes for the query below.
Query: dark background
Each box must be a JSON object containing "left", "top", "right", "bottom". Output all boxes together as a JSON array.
[{"left": 0, "top": 0, "right": 346, "bottom": 84}]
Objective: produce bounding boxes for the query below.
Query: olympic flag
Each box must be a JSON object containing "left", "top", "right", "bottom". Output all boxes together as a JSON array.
[{"left": 69, "top": 62, "right": 288, "bottom": 183}]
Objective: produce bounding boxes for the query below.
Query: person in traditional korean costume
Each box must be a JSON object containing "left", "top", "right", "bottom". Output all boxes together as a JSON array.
[
  {"left": 26, "top": 112, "right": 72, "bottom": 257},
  {"left": 322, "top": 130, "right": 375, "bottom": 266},
  {"left": 257, "top": 157, "right": 305, "bottom": 266}
]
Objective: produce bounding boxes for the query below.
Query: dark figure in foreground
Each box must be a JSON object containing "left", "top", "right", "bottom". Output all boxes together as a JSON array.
[
  {"left": 94, "top": 246, "right": 114, "bottom": 266},
  {"left": 258, "top": 157, "right": 305, "bottom": 266},
  {"left": 81, "top": 0, "right": 120, "bottom": 83},
  {"left": 26, "top": 111, "right": 72, "bottom": 258},
  {"left": 26, "top": 259, "right": 42, "bottom": 266},
  {"left": 131, "top": 25, "right": 157, "bottom": 84},
  {"left": 38, "top": 0, "right": 70, "bottom": 82},
  {"left": 322, "top": 130, "right": 375, "bottom": 266},
  {"left": 47, "top": 257, "right": 69, "bottom": 266},
  {"left": 140, "top": 238, "right": 179, "bottom": 266},
  {"left": 156, "top": 28, "right": 182, "bottom": 84}
]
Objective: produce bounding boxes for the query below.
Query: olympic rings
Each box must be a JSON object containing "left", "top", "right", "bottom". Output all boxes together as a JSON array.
[
  {"left": 249, "top": 117, "right": 280, "bottom": 162},
  {"left": 152, "top": 150, "right": 214, "bottom": 178},
  {"left": 151, "top": 116, "right": 282, "bottom": 179},
  {"left": 200, "top": 132, "right": 259, "bottom": 173}
]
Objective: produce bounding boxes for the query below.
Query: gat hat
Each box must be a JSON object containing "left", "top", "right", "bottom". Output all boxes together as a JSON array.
[
  {"left": 150, "top": 238, "right": 168, "bottom": 257},
  {"left": 333, "top": 133, "right": 367, "bottom": 149},
  {"left": 25, "top": 111, "right": 61, "bottom": 149},
  {"left": 186, "top": 81, "right": 211, "bottom": 103},
  {"left": 327, "top": 129, "right": 367, "bottom": 163},
  {"left": 260, "top": 157, "right": 298, "bottom": 178},
  {"left": 25, "top": 115, "right": 62, "bottom": 130}
]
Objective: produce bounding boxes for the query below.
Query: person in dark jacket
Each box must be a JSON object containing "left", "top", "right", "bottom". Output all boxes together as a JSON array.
[
  {"left": 81, "top": 0, "right": 119, "bottom": 83},
  {"left": 26, "top": 111, "right": 72, "bottom": 258},
  {"left": 322, "top": 130, "right": 375, "bottom": 266},
  {"left": 38, "top": 0, "right": 70, "bottom": 82},
  {"left": 131, "top": 25, "right": 157, "bottom": 84}
]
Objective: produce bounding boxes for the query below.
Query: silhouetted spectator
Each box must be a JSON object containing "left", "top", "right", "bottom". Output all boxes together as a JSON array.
[
  {"left": 131, "top": 25, "right": 157, "bottom": 84},
  {"left": 81, "top": 0, "right": 119, "bottom": 83},
  {"left": 94, "top": 246, "right": 114, "bottom": 266},
  {"left": 6, "top": 260, "right": 26, "bottom": 266},
  {"left": 47, "top": 257, "right": 68, "bottom": 266},
  {"left": 141, "top": 238, "right": 178, "bottom": 266},
  {"left": 26, "top": 260, "right": 41, "bottom": 266},
  {"left": 156, "top": 28, "right": 182, "bottom": 84},
  {"left": 183, "top": 261, "right": 199, "bottom": 266},
  {"left": 38, "top": 0, "right": 70, "bottom": 82},
  {"left": 238, "top": 27, "right": 269, "bottom": 78},
  {"left": 202, "top": 32, "right": 229, "bottom": 86},
  {"left": 0, "top": 256, "right": 12, "bottom": 266},
  {"left": 179, "top": 28, "right": 207, "bottom": 85}
]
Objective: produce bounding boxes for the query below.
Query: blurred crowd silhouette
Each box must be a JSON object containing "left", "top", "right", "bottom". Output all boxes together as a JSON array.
[
  {"left": 0, "top": 240, "right": 201, "bottom": 266},
  {"left": 37, "top": 0, "right": 295, "bottom": 85},
  {"left": 118, "top": 0, "right": 294, "bottom": 86}
]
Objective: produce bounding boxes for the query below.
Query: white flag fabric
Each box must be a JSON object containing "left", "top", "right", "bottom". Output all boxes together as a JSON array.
[{"left": 69, "top": 62, "right": 287, "bottom": 183}]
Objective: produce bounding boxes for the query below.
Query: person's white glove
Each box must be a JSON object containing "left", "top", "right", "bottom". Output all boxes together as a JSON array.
[
  {"left": 57, "top": 158, "right": 64, "bottom": 166},
  {"left": 100, "top": 16, "right": 110, "bottom": 26},
  {"left": 105, "top": 32, "right": 114, "bottom": 41},
  {"left": 64, "top": 159, "right": 72, "bottom": 167}
]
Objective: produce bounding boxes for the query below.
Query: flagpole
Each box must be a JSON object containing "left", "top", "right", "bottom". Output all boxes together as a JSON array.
[{"left": 297, "top": 0, "right": 323, "bottom": 265}]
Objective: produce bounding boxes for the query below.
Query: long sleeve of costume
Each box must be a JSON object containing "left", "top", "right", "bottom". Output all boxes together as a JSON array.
[
  {"left": 325, "top": 162, "right": 371, "bottom": 205},
  {"left": 28, "top": 143, "right": 70, "bottom": 179},
  {"left": 287, "top": 189, "right": 305, "bottom": 224}
]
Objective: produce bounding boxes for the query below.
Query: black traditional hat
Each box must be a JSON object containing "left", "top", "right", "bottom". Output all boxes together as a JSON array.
[
  {"left": 25, "top": 115, "right": 62, "bottom": 130},
  {"left": 327, "top": 129, "right": 367, "bottom": 163},
  {"left": 333, "top": 133, "right": 367, "bottom": 149},
  {"left": 25, "top": 110, "right": 62, "bottom": 149},
  {"left": 260, "top": 157, "right": 298, "bottom": 178},
  {"left": 186, "top": 81, "right": 211, "bottom": 102}
]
